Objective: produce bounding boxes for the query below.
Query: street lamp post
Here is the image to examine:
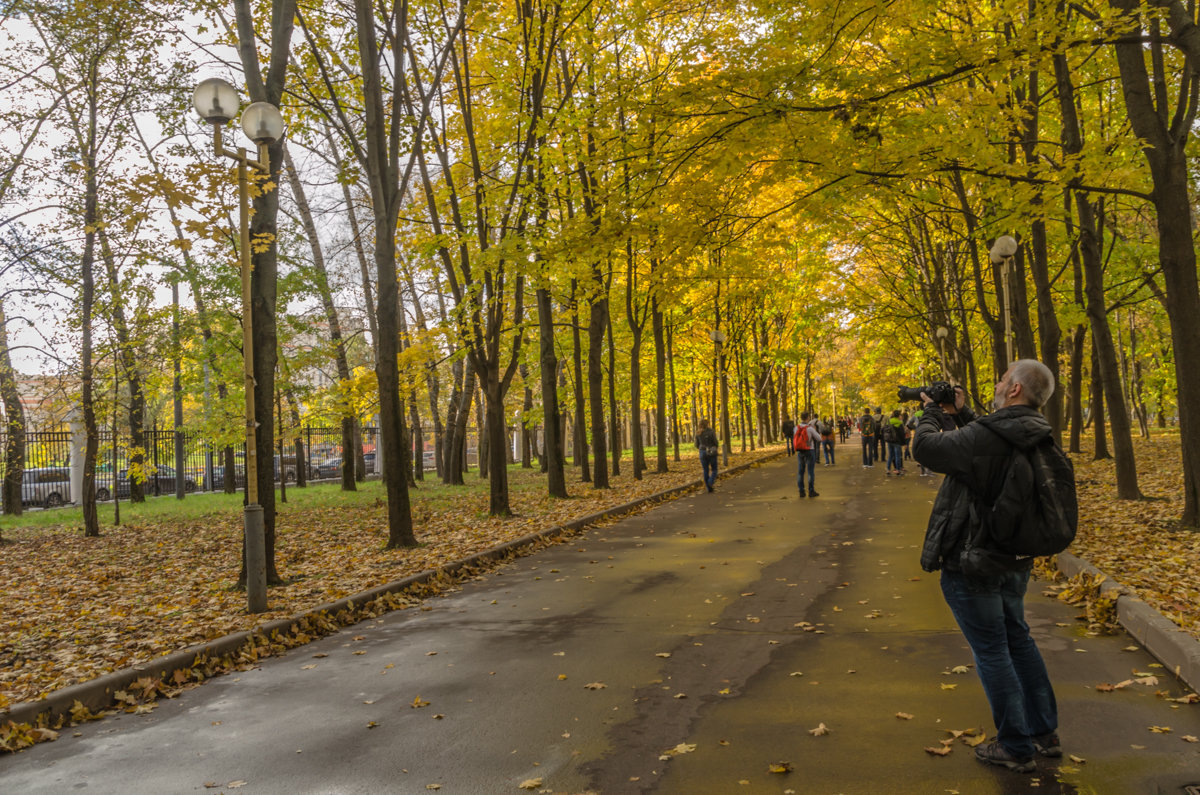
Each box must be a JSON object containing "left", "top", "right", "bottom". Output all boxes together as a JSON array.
[
  {"left": 192, "top": 77, "right": 283, "bottom": 614},
  {"left": 935, "top": 325, "right": 951, "bottom": 381},
  {"left": 989, "top": 235, "right": 1019, "bottom": 366}
]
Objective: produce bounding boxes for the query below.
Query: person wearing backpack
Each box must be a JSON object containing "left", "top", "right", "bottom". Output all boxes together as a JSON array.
[
  {"left": 794, "top": 412, "right": 822, "bottom": 497},
  {"left": 819, "top": 416, "right": 835, "bottom": 465},
  {"left": 782, "top": 415, "right": 796, "bottom": 457},
  {"left": 695, "top": 419, "right": 720, "bottom": 493},
  {"left": 912, "top": 359, "right": 1071, "bottom": 776},
  {"left": 857, "top": 407, "right": 875, "bottom": 468}
]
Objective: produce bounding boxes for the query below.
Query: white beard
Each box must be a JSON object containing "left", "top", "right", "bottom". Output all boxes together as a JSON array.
[{"left": 993, "top": 396, "right": 1005, "bottom": 411}]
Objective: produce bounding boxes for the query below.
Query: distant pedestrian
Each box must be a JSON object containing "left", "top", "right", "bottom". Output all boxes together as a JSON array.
[
  {"left": 794, "top": 412, "right": 821, "bottom": 497},
  {"left": 695, "top": 419, "right": 720, "bottom": 493},
  {"left": 819, "top": 416, "right": 835, "bottom": 465},
  {"left": 902, "top": 411, "right": 912, "bottom": 460},
  {"left": 782, "top": 415, "right": 796, "bottom": 456},
  {"left": 912, "top": 360, "right": 1065, "bottom": 774},
  {"left": 858, "top": 407, "right": 876, "bottom": 468},
  {"left": 884, "top": 409, "right": 906, "bottom": 475},
  {"left": 873, "top": 407, "right": 886, "bottom": 463}
]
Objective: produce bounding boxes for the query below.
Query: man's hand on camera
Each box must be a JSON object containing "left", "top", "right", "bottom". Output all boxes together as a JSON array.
[{"left": 920, "top": 388, "right": 964, "bottom": 415}]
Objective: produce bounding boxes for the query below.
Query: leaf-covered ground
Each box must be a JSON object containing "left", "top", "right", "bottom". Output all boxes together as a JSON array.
[
  {"left": 1, "top": 449, "right": 778, "bottom": 709},
  {"left": 1068, "top": 432, "right": 1200, "bottom": 641}
]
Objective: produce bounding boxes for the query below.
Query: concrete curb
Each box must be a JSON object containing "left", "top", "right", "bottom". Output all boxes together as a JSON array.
[
  {"left": 3, "top": 451, "right": 783, "bottom": 730},
  {"left": 1055, "top": 551, "right": 1200, "bottom": 693}
]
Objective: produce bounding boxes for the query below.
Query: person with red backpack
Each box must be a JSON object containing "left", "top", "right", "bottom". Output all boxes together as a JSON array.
[{"left": 794, "top": 411, "right": 822, "bottom": 497}]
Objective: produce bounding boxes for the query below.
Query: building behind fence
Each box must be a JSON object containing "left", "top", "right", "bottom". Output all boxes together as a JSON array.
[{"left": 4, "top": 426, "right": 380, "bottom": 511}]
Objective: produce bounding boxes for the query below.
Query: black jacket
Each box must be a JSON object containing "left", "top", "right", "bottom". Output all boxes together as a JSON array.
[{"left": 911, "top": 403, "right": 1051, "bottom": 573}]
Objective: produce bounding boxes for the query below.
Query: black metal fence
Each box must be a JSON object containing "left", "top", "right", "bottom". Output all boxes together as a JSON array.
[{"left": 2, "top": 426, "right": 379, "bottom": 511}]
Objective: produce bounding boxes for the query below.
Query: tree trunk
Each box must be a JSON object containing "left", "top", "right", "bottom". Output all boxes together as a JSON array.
[
  {"left": 571, "top": 279, "right": 590, "bottom": 481},
  {"left": 588, "top": 280, "right": 610, "bottom": 489},
  {"left": 0, "top": 300, "right": 25, "bottom": 518},
  {"left": 537, "top": 287, "right": 567, "bottom": 496},
  {"left": 652, "top": 294, "right": 669, "bottom": 473}
]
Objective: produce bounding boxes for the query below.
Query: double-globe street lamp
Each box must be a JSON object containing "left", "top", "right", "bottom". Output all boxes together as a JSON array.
[{"left": 191, "top": 78, "right": 284, "bottom": 614}]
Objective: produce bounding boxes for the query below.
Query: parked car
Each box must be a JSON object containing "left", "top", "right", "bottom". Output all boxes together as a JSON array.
[
  {"left": 274, "top": 454, "right": 317, "bottom": 483},
  {"left": 212, "top": 456, "right": 317, "bottom": 489},
  {"left": 96, "top": 464, "right": 198, "bottom": 501},
  {"left": 22, "top": 467, "right": 71, "bottom": 508},
  {"left": 211, "top": 464, "right": 245, "bottom": 491},
  {"left": 316, "top": 457, "right": 343, "bottom": 479}
]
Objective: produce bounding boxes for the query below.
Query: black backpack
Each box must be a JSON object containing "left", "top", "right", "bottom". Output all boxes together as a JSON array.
[{"left": 960, "top": 426, "right": 1077, "bottom": 577}]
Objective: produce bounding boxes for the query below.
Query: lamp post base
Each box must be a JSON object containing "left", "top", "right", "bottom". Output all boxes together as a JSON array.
[{"left": 244, "top": 503, "right": 267, "bottom": 613}]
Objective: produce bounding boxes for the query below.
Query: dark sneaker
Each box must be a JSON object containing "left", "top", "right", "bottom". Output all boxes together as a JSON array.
[
  {"left": 798, "top": 490, "right": 806, "bottom": 498},
  {"left": 808, "top": 491, "right": 819, "bottom": 498},
  {"left": 975, "top": 741, "right": 1035, "bottom": 773},
  {"left": 1032, "top": 732, "right": 1062, "bottom": 758}
]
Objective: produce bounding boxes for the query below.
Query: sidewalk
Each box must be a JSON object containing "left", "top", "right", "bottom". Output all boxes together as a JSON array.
[{"left": 3, "top": 456, "right": 1199, "bottom": 793}]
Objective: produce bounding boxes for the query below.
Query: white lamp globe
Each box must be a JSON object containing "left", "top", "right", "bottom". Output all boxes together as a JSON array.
[
  {"left": 241, "top": 102, "right": 284, "bottom": 145},
  {"left": 989, "top": 235, "right": 1019, "bottom": 264},
  {"left": 192, "top": 78, "right": 240, "bottom": 124}
]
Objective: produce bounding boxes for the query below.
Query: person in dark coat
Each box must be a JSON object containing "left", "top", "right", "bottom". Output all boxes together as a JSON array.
[
  {"left": 782, "top": 416, "right": 796, "bottom": 456},
  {"left": 695, "top": 419, "right": 720, "bottom": 493},
  {"left": 912, "top": 359, "right": 1063, "bottom": 775}
]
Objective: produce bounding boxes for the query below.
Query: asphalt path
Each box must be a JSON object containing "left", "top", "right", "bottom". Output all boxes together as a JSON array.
[{"left": 4, "top": 453, "right": 1200, "bottom": 794}]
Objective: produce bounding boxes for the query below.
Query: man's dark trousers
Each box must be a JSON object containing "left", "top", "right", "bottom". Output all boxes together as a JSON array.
[
  {"left": 939, "top": 567, "right": 1058, "bottom": 759},
  {"left": 797, "top": 448, "right": 817, "bottom": 494}
]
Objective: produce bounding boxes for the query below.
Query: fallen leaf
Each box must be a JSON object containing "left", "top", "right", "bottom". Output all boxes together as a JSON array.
[
  {"left": 411, "top": 696, "right": 431, "bottom": 708},
  {"left": 951, "top": 665, "right": 970, "bottom": 674},
  {"left": 584, "top": 682, "right": 607, "bottom": 690},
  {"left": 940, "top": 683, "right": 957, "bottom": 691},
  {"left": 1149, "top": 726, "right": 1172, "bottom": 733},
  {"left": 655, "top": 652, "right": 672, "bottom": 658},
  {"left": 924, "top": 745, "right": 952, "bottom": 756},
  {"left": 1069, "top": 754, "right": 1087, "bottom": 763},
  {"left": 228, "top": 782, "right": 247, "bottom": 789},
  {"left": 808, "top": 723, "right": 830, "bottom": 736},
  {"left": 518, "top": 778, "right": 543, "bottom": 790},
  {"left": 301, "top": 664, "right": 317, "bottom": 670},
  {"left": 1182, "top": 736, "right": 1198, "bottom": 743},
  {"left": 895, "top": 712, "right": 914, "bottom": 720},
  {"left": 768, "top": 761, "right": 793, "bottom": 774}
]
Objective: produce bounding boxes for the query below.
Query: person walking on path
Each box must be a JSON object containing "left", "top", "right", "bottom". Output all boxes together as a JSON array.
[
  {"left": 873, "top": 406, "right": 886, "bottom": 464},
  {"left": 858, "top": 407, "right": 876, "bottom": 468},
  {"left": 695, "top": 419, "right": 720, "bottom": 493},
  {"left": 819, "top": 416, "right": 836, "bottom": 465},
  {"left": 782, "top": 415, "right": 796, "bottom": 457},
  {"left": 883, "top": 409, "right": 906, "bottom": 475},
  {"left": 794, "top": 412, "right": 822, "bottom": 497},
  {"left": 912, "top": 359, "right": 1064, "bottom": 774}
]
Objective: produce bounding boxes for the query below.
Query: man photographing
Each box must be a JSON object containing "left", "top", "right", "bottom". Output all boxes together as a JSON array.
[{"left": 911, "top": 359, "right": 1064, "bottom": 774}]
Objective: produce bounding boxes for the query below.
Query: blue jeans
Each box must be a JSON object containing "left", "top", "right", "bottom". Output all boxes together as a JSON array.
[
  {"left": 822, "top": 439, "right": 834, "bottom": 465},
  {"left": 785, "top": 435, "right": 795, "bottom": 455},
  {"left": 940, "top": 568, "right": 1057, "bottom": 759},
  {"left": 861, "top": 436, "right": 873, "bottom": 466},
  {"left": 700, "top": 451, "right": 718, "bottom": 490},
  {"left": 796, "top": 449, "right": 817, "bottom": 493},
  {"left": 887, "top": 442, "right": 903, "bottom": 472}
]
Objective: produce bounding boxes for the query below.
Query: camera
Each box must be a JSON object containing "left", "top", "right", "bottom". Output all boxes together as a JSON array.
[{"left": 897, "top": 381, "right": 955, "bottom": 404}]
